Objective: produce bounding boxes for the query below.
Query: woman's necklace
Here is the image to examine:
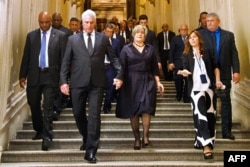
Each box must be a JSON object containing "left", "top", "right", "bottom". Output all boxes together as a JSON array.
[{"left": 133, "top": 42, "right": 145, "bottom": 47}]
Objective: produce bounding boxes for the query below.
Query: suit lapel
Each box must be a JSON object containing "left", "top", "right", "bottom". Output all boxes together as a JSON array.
[
  {"left": 79, "top": 31, "right": 87, "bottom": 50},
  {"left": 49, "top": 28, "right": 56, "bottom": 47},
  {"left": 219, "top": 29, "right": 226, "bottom": 49},
  {"left": 92, "top": 32, "right": 100, "bottom": 55}
]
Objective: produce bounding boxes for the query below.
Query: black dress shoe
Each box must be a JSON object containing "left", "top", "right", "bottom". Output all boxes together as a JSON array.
[
  {"left": 84, "top": 152, "right": 97, "bottom": 163},
  {"left": 223, "top": 134, "right": 235, "bottom": 140},
  {"left": 103, "top": 108, "right": 111, "bottom": 114},
  {"left": 32, "top": 132, "right": 42, "bottom": 140},
  {"left": 80, "top": 144, "right": 86, "bottom": 150},
  {"left": 53, "top": 111, "right": 60, "bottom": 121},
  {"left": 176, "top": 97, "right": 182, "bottom": 102},
  {"left": 41, "top": 138, "right": 52, "bottom": 151}
]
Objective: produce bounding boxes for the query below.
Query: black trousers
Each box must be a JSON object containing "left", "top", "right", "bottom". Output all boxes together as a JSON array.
[
  {"left": 26, "top": 71, "right": 57, "bottom": 139},
  {"left": 219, "top": 82, "right": 232, "bottom": 136},
  {"left": 160, "top": 50, "right": 173, "bottom": 81},
  {"left": 71, "top": 85, "right": 104, "bottom": 154},
  {"left": 173, "top": 69, "right": 189, "bottom": 101}
]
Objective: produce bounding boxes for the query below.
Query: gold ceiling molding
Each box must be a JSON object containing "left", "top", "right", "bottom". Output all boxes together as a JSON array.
[{"left": 147, "top": 0, "right": 170, "bottom": 5}]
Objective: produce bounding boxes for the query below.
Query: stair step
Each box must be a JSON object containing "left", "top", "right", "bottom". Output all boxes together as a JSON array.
[
  {"left": 15, "top": 129, "right": 250, "bottom": 139},
  {"left": 8, "top": 138, "right": 250, "bottom": 150},
  {"left": 1, "top": 149, "right": 227, "bottom": 162},
  {"left": 22, "top": 121, "right": 241, "bottom": 130},
  {"left": 0, "top": 161, "right": 224, "bottom": 167}
]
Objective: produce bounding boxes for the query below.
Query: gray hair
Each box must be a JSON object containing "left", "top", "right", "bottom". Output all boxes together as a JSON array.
[
  {"left": 132, "top": 25, "right": 148, "bottom": 37},
  {"left": 81, "top": 9, "right": 96, "bottom": 22},
  {"left": 207, "top": 13, "right": 220, "bottom": 20}
]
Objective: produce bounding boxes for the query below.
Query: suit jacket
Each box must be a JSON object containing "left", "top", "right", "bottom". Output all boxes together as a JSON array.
[
  {"left": 199, "top": 28, "right": 240, "bottom": 83},
  {"left": 157, "top": 30, "right": 176, "bottom": 54},
  {"left": 19, "top": 28, "right": 68, "bottom": 87},
  {"left": 114, "top": 34, "right": 125, "bottom": 49},
  {"left": 54, "top": 25, "right": 73, "bottom": 37},
  {"left": 60, "top": 31, "right": 123, "bottom": 88},
  {"left": 111, "top": 38, "right": 122, "bottom": 58},
  {"left": 182, "top": 49, "right": 218, "bottom": 95},
  {"left": 169, "top": 35, "right": 186, "bottom": 69},
  {"left": 147, "top": 29, "right": 160, "bottom": 62}
]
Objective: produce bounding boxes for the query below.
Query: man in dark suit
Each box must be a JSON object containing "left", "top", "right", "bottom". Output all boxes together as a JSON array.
[
  {"left": 110, "top": 21, "right": 125, "bottom": 48},
  {"left": 169, "top": 24, "right": 189, "bottom": 103},
  {"left": 119, "top": 20, "right": 131, "bottom": 44},
  {"left": 103, "top": 23, "right": 122, "bottom": 113},
  {"left": 60, "top": 9, "right": 123, "bottom": 163},
  {"left": 68, "top": 17, "right": 80, "bottom": 34},
  {"left": 199, "top": 13, "right": 240, "bottom": 140},
  {"left": 19, "top": 11, "right": 67, "bottom": 151},
  {"left": 157, "top": 23, "right": 176, "bottom": 81},
  {"left": 52, "top": 12, "right": 73, "bottom": 36},
  {"left": 52, "top": 12, "right": 74, "bottom": 120}
]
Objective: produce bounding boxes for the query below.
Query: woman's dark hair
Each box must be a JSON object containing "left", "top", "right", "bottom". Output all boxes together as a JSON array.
[{"left": 183, "top": 30, "right": 205, "bottom": 55}]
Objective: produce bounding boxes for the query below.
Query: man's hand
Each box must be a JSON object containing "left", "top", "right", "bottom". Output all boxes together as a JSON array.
[
  {"left": 233, "top": 73, "right": 240, "bottom": 84},
  {"left": 19, "top": 78, "right": 26, "bottom": 88},
  {"left": 113, "top": 78, "right": 123, "bottom": 90},
  {"left": 168, "top": 63, "right": 175, "bottom": 71},
  {"left": 60, "top": 84, "right": 70, "bottom": 95}
]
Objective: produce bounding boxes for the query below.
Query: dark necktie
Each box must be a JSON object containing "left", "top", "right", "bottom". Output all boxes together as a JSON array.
[
  {"left": 40, "top": 31, "right": 46, "bottom": 68},
  {"left": 182, "top": 36, "right": 186, "bottom": 44},
  {"left": 87, "top": 33, "right": 93, "bottom": 54}
]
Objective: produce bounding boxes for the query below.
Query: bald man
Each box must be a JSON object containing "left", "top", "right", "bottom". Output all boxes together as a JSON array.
[
  {"left": 169, "top": 24, "right": 190, "bottom": 103},
  {"left": 19, "top": 11, "right": 68, "bottom": 151}
]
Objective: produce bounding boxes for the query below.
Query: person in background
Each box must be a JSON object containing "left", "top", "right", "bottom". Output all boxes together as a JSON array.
[
  {"left": 69, "top": 17, "right": 80, "bottom": 34},
  {"left": 116, "top": 25, "right": 164, "bottom": 150},
  {"left": 110, "top": 21, "right": 125, "bottom": 49},
  {"left": 157, "top": 23, "right": 176, "bottom": 81},
  {"left": 179, "top": 30, "right": 222, "bottom": 160},
  {"left": 52, "top": 12, "right": 73, "bottom": 36},
  {"left": 60, "top": 9, "right": 123, "bottom": 163},
  {"left": 19, "top": 11, "right": 67, "bottom": 150},
  {"left": 102, "top": 23, "right": 122, "bottom": 113},
  {"left": 138, "top": 14, "right": 161, "bottom": 69},
  {"left": 199, "top": 13, "right": 240, "bottom": 140},
  {"left": 52, "top": 12, "right": 73, "bottom": 120},
  {"left": 119, "top": 20, "right": 131, "bottom": 44},
  {"left": 196, "top": 11, "right": 208, "bottom": 31},
  {"left": 169, "top": 24, "right": 190, "bottom": 103}
]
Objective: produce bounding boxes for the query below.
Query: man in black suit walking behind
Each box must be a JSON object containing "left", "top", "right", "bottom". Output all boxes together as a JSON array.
[
  {"left": 60, "top": 9, "right": 123, "bottom": 163},
  {"left": 157, "top": 23, "right": 176, "bottom": 81},
  {"left": 19, "top": 11, "right": 67, "bottom": 150},
  {"left": 199, "top": 13, "right": 240, "bottom": 140}
]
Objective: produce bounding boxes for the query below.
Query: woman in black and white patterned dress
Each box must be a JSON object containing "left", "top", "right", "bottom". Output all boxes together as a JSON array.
[{"left": 178, "top": 30, "right": 223, "bottom": 160}]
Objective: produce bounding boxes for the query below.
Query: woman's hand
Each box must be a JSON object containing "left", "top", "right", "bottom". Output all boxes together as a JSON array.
[
  {"left": 177, "top": 69, "right": 191, "bottom": 77},
  {"left": 157, "top": 82, "right": 164, "bottom": 96}
]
